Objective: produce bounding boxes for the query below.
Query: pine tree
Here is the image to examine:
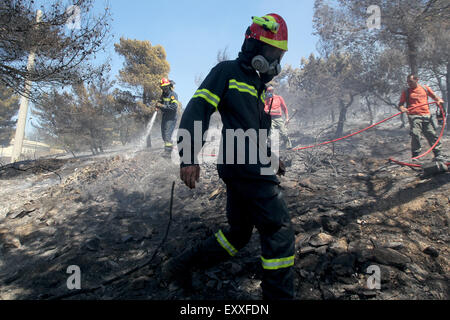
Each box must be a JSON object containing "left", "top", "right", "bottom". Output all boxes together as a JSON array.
[{"left": 0, "top": 85, "right": 19, "bottom": 146}]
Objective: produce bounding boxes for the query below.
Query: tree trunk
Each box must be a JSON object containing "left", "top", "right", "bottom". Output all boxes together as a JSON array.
[
  {"left": 407, "top": 37, "right": 418, "bottom": 75},
  {"left": 335, "top": 95, "right": 354, "bottom": 138},
  {"left": 365, "top": 96, "right": 374, "bottom": 125}
]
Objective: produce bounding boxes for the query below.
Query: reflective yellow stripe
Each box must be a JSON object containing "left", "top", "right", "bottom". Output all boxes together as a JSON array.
[
  {"left": 229, "top": 79, "right": 258, "bottom": 98},
  {"left": 215, "top": 230, "right": 238, "bottom": 257},
  {"left": 259, "top": 36, "right": 288, "bottom": 51},
  {"left": 193, "top": 89, "right": 220, "bottom": 110},
  {"left": 260, "top": 91, "right": 266, "bottom": 104},
  {"left": 261, "top": 255, "right": 294, "bottom": 270}
]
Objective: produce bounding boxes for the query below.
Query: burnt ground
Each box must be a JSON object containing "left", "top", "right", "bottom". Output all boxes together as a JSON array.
[{"left": 0, "top": 125, "right": 449, "bottom": 300}]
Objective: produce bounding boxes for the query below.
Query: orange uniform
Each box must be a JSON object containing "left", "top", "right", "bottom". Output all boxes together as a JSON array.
[
  {"left": 264, "top": 95, "right": 289, "bottom": 119},
  {"left": 399, "top": 85, "right": 440, "bottom": 115}
]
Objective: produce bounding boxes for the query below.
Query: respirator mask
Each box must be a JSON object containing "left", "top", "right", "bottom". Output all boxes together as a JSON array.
[
  {"left": 251, "top": 44, "right": 284, "bottom": 83},
  {"left": 251, "top": 55, "right": 282, "bottom": 76}
]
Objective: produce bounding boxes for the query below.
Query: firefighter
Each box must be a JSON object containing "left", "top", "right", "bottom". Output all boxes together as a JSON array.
[
  {"left": 163, "top": 14, "right": 295, "bottom": 300},
  {"left": 265, "top": 86, "right": 292, "bottom": 149},
  {"left": 156, "top": 78, "right": 179, "bottom": 153},
  {"left": 398, "top": 74, "right": 445, "bottom": 162}
]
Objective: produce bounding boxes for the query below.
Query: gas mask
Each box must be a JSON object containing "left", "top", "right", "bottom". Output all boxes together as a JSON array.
[{"left": 251, "top": 55, "right": 281, "bottom": 76}]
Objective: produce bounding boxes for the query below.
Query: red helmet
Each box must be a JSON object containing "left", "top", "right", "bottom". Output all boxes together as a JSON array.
[
  {"left": 160, "top": 78, "right": 171, "bottom": 87},
  {"left": 246, "top": 14, "right": 288, "bottom": 51}
]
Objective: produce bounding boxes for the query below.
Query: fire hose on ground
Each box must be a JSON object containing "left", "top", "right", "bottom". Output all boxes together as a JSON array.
[{"left": 291, "top": 101, "right": 449, "bottom": 169}]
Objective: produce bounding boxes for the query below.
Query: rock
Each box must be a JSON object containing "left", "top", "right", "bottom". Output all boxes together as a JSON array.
[
  {"left": 321, "top": 217, "right": 341, "bottom": 233},
  {"left": 423, "top": 247, "right": 439, "bottom": 258},
  {"left": 280, "top": 180, "right": 298, "bottom": 189},
  {"left": 298, "top": 178, "right": 316, "bottom": 190},
  {"left": 299, "top": 246, "right": 316, "bottom": 256},
  {"left": 385, "top": 242, "right": 405, "bottom": 250},
  {"left": 370, "top": 248, "right": 411, "bottom": 270},
  {"left": 3, "top": 235, "right": 21, "bottom": 249},
  {"left": 348, "top": 240, "right": 374, "bottom": 252},
  {"left": 331, "top": 253, "right": 356, "bottom": 276},
  {"left": 314, "top": 246, "right": 328, "bottom": 255},
  {"left": 329, "top": 238, "right": 348, "bottom": 254},
  {"left": 297, "top": 254, "right": 320, "bottom": 272},
  {"left": 15, "top": 223, "right": 35, "bottom": 237},
  {"left": 131, "top": 276, "right": 149, "bottom": 290},
  {"left": 405, "top": 263, "right": 428, "bottom": 282},
  {"left": 85, "top": 237, "right": 101, "bottom": 251},
  {"left": 309, "top": 233, "right": 334, "bottom": 247},
  {"left": 295, "top": 234, "right": 310, "bottom": 247}
]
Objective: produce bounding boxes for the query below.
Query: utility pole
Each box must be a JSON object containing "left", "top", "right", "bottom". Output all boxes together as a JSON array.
[{"left": 11, "top": 9, "right": 42, "bottom": 163}]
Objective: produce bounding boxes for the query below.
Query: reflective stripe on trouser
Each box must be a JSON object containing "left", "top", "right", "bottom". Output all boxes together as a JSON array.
[
  {"left": 215, "top": 229, "right": 238, "bottom": 256},
  {"left": 221, "top": 179, "right": 295, "bottom": 300},
  {"left": 161, "top": 113, "right": 177, "bottom": 146},
  {"left": 408, "top": 115, "right": 442, "bottom": 157}
]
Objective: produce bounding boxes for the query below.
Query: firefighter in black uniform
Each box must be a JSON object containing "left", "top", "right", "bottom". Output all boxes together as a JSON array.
[
  {"left": 156, "top": 78, "right": 179, "bottom": 153},
  {"left": 163, "top": 14, "right": 295, "bottom": 300}
]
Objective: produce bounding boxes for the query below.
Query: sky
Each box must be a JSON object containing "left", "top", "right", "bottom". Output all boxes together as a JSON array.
[{"left": 27, "top": 0, "right": 320, "bottom": 136}]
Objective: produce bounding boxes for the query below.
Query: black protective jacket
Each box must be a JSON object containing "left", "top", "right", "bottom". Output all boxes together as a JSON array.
[
  {"left": 159, "top": 90, "right": 178, "bottom": 119},
  {"left": 177, "top": 58, "right": 278, "bottom": 185}
]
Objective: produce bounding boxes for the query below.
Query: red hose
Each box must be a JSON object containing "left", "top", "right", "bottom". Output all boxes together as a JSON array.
[
  {"left": 292, "top": 101, "right": 449, "bottom": 168},
  {"left": 389, "top": 102, "right": 449, "bottom": 168}
]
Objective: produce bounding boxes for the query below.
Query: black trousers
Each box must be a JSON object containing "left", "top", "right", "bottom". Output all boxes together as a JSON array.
[
  {"left": 199, "top": 179, "right": 295, "bottom": 300},
  {"left": 161, "top": 112, "right": 177, "bottom": 145}
]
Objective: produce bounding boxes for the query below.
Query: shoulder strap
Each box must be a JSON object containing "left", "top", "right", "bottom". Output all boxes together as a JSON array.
[
  {"left": 405, "top": 88, "right": 410, "bottom": 107},
  {"left": 420, "top": 85, "right": 428, "bottom": 96}
]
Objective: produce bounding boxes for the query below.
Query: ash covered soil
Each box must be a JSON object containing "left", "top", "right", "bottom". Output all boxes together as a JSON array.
[{"left": 0, "top": 126, "right": 449, "bottom": 300}]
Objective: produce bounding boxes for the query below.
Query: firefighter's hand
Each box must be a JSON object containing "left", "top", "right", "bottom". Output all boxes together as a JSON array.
[
  {"left": 277, "top": 159, "right": 286, "bottom": 176},
  {"left": 399, "top": 106, "right": 408, "bottom": 113},
  {"left": 180, "top": 165, "right": 200, "bottom": 189}
]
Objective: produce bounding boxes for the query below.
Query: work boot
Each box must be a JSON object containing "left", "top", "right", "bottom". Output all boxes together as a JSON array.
[
  {"left": 285, "top": 138, "right": 292, "bottom": 149},
  {"left": 435, "top": 155, "right": 446, "bottom": 163},
  {"left": 160, "top": 249, "right": 196, "bottom": 290},
  {"left": 160, "top": 236, "right": 231, "bottom": 289}
]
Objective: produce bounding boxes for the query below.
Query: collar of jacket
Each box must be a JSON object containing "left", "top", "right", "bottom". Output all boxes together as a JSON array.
[
  {"left": 236, "top": 56, "right": 256, "bottom": 75},
  {"left": 235, "top": 58, "right": 266, "bottom": 93},
  {"left": 162, "top": 90, "right": 173, "bottom": 98}
]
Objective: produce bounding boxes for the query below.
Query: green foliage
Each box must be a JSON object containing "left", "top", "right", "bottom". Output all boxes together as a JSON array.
[
  {"left": 32, "top": 77, "right": 118, "bottom": 155},
  {"left": 0, "top": 0, "right": 111, "bottom": 99},
  {"left": 114, "top": 37, "right": 170, "bottom": 110},
  {"left": 0, "top": 85, "right": 19, "bottom": 146}
]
